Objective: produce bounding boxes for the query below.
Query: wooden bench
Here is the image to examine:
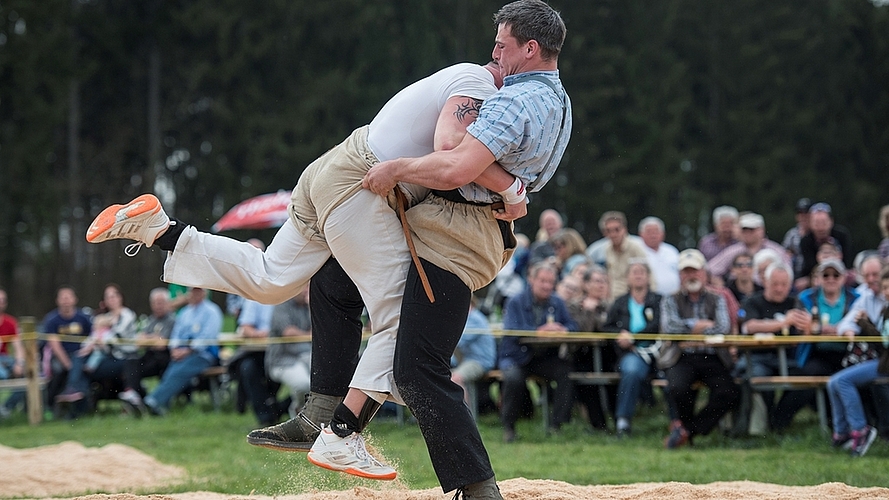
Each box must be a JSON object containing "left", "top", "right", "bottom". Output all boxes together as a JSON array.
[
  {"left": 747, "top": 375, "right": 889, "bottom": 432},
  {"left": 0, "top": 377, "right": 47, "bottom": 391}
]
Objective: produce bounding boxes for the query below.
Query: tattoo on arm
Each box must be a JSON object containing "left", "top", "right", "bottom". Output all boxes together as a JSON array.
[{"left": 453, "top": 98, "right": 483, "bottom": 123}]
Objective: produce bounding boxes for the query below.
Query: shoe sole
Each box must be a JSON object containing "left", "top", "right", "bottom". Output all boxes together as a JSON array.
[
  {"left": 306, "top": 452, "right": 397, "bottom": 481},
  {"left": 246, "top": 436, "right": 312, "bottom": 452},
  {"left": 86, "top": 194, "right": 161, "bottom": 243}
]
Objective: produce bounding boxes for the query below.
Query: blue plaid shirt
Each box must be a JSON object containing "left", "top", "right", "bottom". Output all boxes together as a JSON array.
[{"left": 461, "top": 70, "right": 572, "bottom": 203}]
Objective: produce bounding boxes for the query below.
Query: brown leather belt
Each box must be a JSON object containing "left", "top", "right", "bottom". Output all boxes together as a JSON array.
[{"left": 394, "top": 189, "right": 435, "bottom": 303}]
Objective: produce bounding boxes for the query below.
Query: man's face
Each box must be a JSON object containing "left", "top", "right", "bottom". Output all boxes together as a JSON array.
[
  {"left": 555, "top": 275, "right": 581, "bottom": 302},
  {"left": 716, "top": 217, "right": 736, "bottom": 238},
  {"left": 530, "top": 268, "right": 557, "bottom": 302},
  {"left": 640, "top": 224, "right": 662, "bottom": 250},
  {"left": 627, "top": 264, "right": 649, "bottom": 289},
  {"left": 189, "top": 288, "right": 206, "bottom": 306},
  {"left": 740, "top": 226, "right": 762, "bottom": 246},
  {"left": 585, "top": 272, "right": 609, "bottom": 300},
  {"left": 820, "top": 267, "right": 843, "bottom": 294},
  {"left": 492, "top": 24, "right": 528, "bottom": 78},
  {"left": 861, "top": 260, "right": 882, "bottom": 294},
  {"left": 796, "top": 211, "right": 810, "bottom": 230},
  {"left": 604, "top": 220, "right": 625, "bottom": 246},
  {"left": 540, "top": 212, "right": 562, "bottom": 237},
  {"left": 680, "top": 267, "right": 703, "bottom": 293},
  {"left": 56, "top": 288, "right": 76, "bottom": 311},
  {"left": 810, "top": 212, "right": 832, "bottom": 239},
  {"left": 764, "top": 269, "right": 791, "bottom": 302},
  {"left": 150, "top": 294, "right": 170, "bottom": 316},
  {"left": 731, "top": 257, "right": 753, "bottom": 279}
]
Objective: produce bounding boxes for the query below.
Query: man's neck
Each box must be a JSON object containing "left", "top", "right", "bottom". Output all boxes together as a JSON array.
[
  {"left": 822, "top": 288, "right": 840, "bottom": 302},
  {"left": 630, "top": 287, "right": 647, "bottom": 303}
]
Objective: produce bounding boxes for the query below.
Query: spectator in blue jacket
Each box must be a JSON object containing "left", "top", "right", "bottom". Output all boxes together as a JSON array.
[
  {"left": 144, "top": 287, "right": 222, "bottom": 415},
  {"left": 451, "top": 298, "right": 497, "bottom": 408},
  {"left": 499, "top": 262, "right": 578, "bottom": 442}
]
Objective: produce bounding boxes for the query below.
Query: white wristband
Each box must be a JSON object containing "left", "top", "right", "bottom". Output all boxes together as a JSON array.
[{"left": 498, "top": 177, "right": 526, "bottom": 205}]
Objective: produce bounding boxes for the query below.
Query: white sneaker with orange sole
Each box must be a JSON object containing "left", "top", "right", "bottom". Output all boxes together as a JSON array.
[
  {"left": 86, "top": 194, "right": 170, "bottom": 255},
  {"left": 307, "top": 425, "right": 396, "bottom": 481}
]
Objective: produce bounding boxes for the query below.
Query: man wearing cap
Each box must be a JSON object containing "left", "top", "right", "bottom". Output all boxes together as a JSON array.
[
  {"left": 782, "top": 198, "right": 812, "bottom": 278},
  {"left": 772, "top": 258, "right": 860, "bottom": 432},
  {"left": 708, "top": 213, "right": 790, "bottom": 280},
  {"left": 798, "top": 203, "right": 854, "bottom": 283},
  {"left": 660, "top": 249, "right": 738, "bottom": 449}
]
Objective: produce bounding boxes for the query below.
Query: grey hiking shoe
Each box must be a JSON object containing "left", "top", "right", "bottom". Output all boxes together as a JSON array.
[
  {"left": 454, "top": 477, "right": 503, "bottom": 500},
  {"left": 246, "top": 392, "right": 342, "bottom": 452}
]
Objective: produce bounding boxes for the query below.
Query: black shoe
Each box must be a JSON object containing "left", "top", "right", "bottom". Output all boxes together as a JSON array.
[{"left": 246, "top": 392, "right": 341, "bottom": 452}]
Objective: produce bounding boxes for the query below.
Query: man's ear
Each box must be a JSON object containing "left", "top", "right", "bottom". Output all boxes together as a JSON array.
[{"left": 526, "top": 39, "right": 539, "bottom": 58}]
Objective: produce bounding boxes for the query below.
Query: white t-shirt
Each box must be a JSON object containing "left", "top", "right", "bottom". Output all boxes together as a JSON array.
[{"left": 367, "top": 63, "right": 497, "bottom": 162}]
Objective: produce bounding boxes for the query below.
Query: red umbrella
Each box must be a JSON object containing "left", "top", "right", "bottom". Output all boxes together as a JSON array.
[{"left": 212, "top": 190, "right": 292, "bottom": 232}]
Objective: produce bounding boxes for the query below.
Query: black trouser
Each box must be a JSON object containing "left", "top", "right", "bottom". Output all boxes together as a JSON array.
[
  {"left": 666, "top": 352, "right": 740, "bottom": 437},
  {"left": 234, "top": 351, "right": 283, "bottom": 425},
  {"left": 771, "top": 350, "right": 844, "bottom": 431},
  {"left": 122, "top": 349, "right": 171, "bottom": 395},
  {"left": 501, "top": 352, "right": 575, "bottom": 431},
  {"left": 392, "top": 259, "right": 494, "bottom": 492}
]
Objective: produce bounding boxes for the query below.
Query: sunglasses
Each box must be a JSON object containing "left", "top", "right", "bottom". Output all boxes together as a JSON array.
[
  {"left": 822, "top": 272, "right": 841, "bottom": 279},
  {"left": 733, "top": 262, "right": 753, "bottom": 268}
]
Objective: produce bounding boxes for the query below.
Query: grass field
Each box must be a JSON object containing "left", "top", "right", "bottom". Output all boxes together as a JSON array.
[{"left": 1, "top": 388, "right": 888, "bottom": 498}]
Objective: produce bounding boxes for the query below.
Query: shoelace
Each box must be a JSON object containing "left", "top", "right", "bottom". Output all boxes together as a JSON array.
[
  {"left": 348, "top": 433, "right": 386, "bottom": 468},
  {"left": 125, "top": 242, "right": 144, "bottom": 257}
]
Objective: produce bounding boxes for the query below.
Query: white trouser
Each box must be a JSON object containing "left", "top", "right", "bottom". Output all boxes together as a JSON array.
[
  {"left": 268, "top": 353, "right": 311, "bottom": 409},
  {"left": 163, "top": 189, "right": 410, "bottom": 403}
]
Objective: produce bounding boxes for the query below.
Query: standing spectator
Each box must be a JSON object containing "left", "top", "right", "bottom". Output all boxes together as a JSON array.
[
  {"left": 266, "top": 286, "right": 313, "bottom": 417},
  {"left": 143, "top": 287, "right": 222, "bottom": 415},
  {"left": 877, "top": 205, "right": 889, "bottom": 260},
  {"left": 602, "top": 260, "right": 662, "bottom": 436},
  {"left": 117, "top": 288, "right": 176, "bottom": 413},
  {"left": 567, "top": 264, "right": 613, "bottom": 431},
  {"left": 773, "top": 259, "right": 859, "bottom": 432},
  {"left": 44, "top": 286, "right": 93, "bottom": 410},
  {"left": 698, "top": 206, "right": 739, "bottom": 261},
  {"left": 827, "top": 264, "right": 889, "bottom": 457},
  {"left": 798, "top": 203, "right": 854, "bottom": 288},
  {"left": 528, "top": 209, "right": 564, "bottom": 266},
  {"left": 0, "top": 288, "right": 25, "bottom": 418},
  {"left": 783, "top": 197, "right": 812, "bottom": 278},
  {"left": 230, "top": 297, "right": 283, "bottom": 426},
  {"left": 638, "top": 216, "right": 680, "bottom": 296},
  {"left": 600, "top": 211, "right": 649, "bottom": 301},
  {"left": 451, "top": 299, "right": 497, "bottom": 407},
  {"left": 660, "top": 249, "right": 738, "bottom": 449},
  {"left": 708, "top": 213, "right": 791, "bottom": 280},
  {"left": 499, "top": 263, "right": 578, "bottom": 442}
]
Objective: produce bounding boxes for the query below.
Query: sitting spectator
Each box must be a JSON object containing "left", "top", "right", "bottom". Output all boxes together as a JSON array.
[
  {"left": 726, "top": 253, "right": 762, "bottom": 306},
  {"left": 44, "top": 286, "right": 93, "bottom": 414},
  {"left": 81, "top": 283, "right": 139, "bottom": 397},
  {"left": 708, "top": 213, "right": 790, "bottom": 281},
  {"left": 752, "top": 248, "right": 786, "bottom": 286},
  {"left": 555, "top": 274, "right": 584, "bottom": 305},
  {"left": 0, "top": 288, "right": 24, "bottom": 418},
  {"left": 783, "top": 198, "right": 812, "bottom": 278},
  {"left": 550, "top": 228, "right": 589, "bottom": 278},
  {"left": 639, "top": 216, "right": 680, "bottom": 296},
  {"left": 229, "top": 297, "right": 285, "bottom": 426},
  {"left": 812, "top": 241, "right": 858, "bottom": 289},
  {"left": 117, "top": 288, "right": 176, "bottom": 414},
  {"left": 266, "top": 286, "right": 313, "bottom": 417},
  {"left": 772, "top": 259, "right": 859, "bottom": 432},
  {"left": 499, "top": 262, "right": 578, "bottom": 442},
  {"left": 602, "top": 260, "right": 662, "bottom": 436},
  {"left": 599, "top": 211, "right": 649, "bottom": 301},
  {"left": 878, "top": 204, "right": 889, "bottom": 260},
  {"left": 738, "top": 262, "right": 811, "bottom": 434},
  {"left": 698, "top": 205, "right": 739, "bottom": 261},
  {"left": 660, "top": 249, "right": 738, "bottom": 449},
  {"left": 567, "top": 265, "right": 613, "bottom": 431},
  {"left": 143, "top": 287, "right": 222, "bottom": 415},
  {"left": 451, "top": 298, "right": 497, "bottom": 407},
  {"left": 827, "top": 263, "right": 889, "bottom": 457},
  {"left": 798, "top": 203, "right": 854, "bottom": 289}
]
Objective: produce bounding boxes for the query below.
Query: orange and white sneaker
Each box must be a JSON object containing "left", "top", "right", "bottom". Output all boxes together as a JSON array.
[
  {"left": 307, "top": 425, "right": 397, "bottom": 481},
  {"left": 86, "top": 194, "right": 170, "bottom": 255}
]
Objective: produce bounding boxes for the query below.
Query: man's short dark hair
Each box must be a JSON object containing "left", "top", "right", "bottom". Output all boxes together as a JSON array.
[{"left": 494, "top": 0, "right": 566, "bottom": 61}]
